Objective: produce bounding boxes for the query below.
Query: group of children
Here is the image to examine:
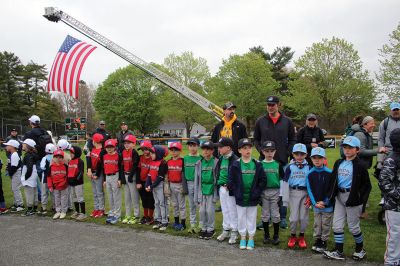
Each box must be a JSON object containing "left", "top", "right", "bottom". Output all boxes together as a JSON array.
[{"left": 0, "top": 132, "right": 374, "bottom": 261}]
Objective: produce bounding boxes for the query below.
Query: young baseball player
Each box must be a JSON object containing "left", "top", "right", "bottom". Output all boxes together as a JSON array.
[
  {"left": 324, "top": 136, "right": 371, "bottom": 261},
  {"left": 0, "top": 159, "right": 6, "bottom": 214},
  {"left": 215, "top": 137, "right": 239, "bottom": 244},
  {"left": 21, "top": 139, "right": 40, "bottom": 216},
  {"left": 48, "top": 149, "right": 69, "bottom": 219},
  {"left": 39, "top": 143, "right": 56, "bottom": 215},
  {"left": 121, "top": 135, "right": 140, "bottom": 225},
  {"left": 182, "top": 138, "right": 202, "bottom": 233},
  {"left": 145, "top": 145, "right": 168, "bottom": 231},
  {"left": 282, "top": 143, "right": 310, "bottom": 249},
  {"left": 102, "top": 139, "right": 123, "bottom": 225},
  {"left": 229, "top": 138, "right": 266, "bottom": 250},
  {"left": 261, "top": 141, "right": 284, "bottom": 245},
  {"left": 4, "top": 140, "right": 24, "bottom": 212},
  {"left": 87, "top": 133, "right": 106, "bottom": 218},
  {"left": 195, "top": 141, "right": 219, "bottom": 240},
  {"left": 378, "top": 128, "right": 400, "bottom": 266},
  {"left": 137, "top": 140, "right": 155, "bottom": 225},
  {"left": 68, "top": 146, "right": 86, "bottom": 220},
  {"left": 306, "top": 147, "right": 333, "bottom": 253},
  {"left": 167, "top": 142, "right": 186, "bottom": 231}
]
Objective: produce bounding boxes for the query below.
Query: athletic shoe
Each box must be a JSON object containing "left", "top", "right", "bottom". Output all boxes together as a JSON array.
[
  {"left": 247, "top": 239, "right": 255, "bottom": 250},
  {"left": 146, "top": 217, "right": 155, "bottom": 225},
  {"left": 323, "top": 250, "right": 345, "bottom": 260},
  {"left": 76, "top": 213, "right": 88, "bottom": 221},
  {"left": 128, "top": 217, "right": 139, "bottom": 225},
  {"left": 16, "top": 206, "right": 25, "bottom": 212},
  {"left": 110, "top": 217, "right": 120, "bottom": 225},
  {"left": 9, "top": 206, "right": 18, "bottom": 213},
  {"left": 228, "top": 231, "right": 238, "bottom": 244},
  {"left": 152, "top": 221, "right": 161, "bottom": 229},
  {"left": 217, "top": 230, "right": 230, "bottom": 242},
  {"left": 352, "top": 249, "right": 366, "bottom": 261},
  {"left": 53, "top": 212, "right": 61, "bottom": 219},
  {"left": 239, "top": 239, "right": 247, "bottom": 250},
  {"left": 317, "top": 241, "right": 327, "bottom": 253},
  {"left": 71, "top": 211, "right": 79, "bottom": 219},
  {"left": 199, "top": 230, "right": 206, "bottom": 239},
  {"left": 95, "top": 210, "right": 105, "bottom": 218},
  {"left": 272, "top": 236, "right": 280, "bottom": 245},
  {"left": 172, "top": 222, "right": 180, "bottom": 230},
  {"left": 280, "top": 218, "right": 288, "bottom": 229},
  {"left": 90, "top": 210, "right": 98, "bottom": 217},
  {"left": 312, "top": 239, "right": 321, "bottom": 252},
  {"left": 59, "top": 213, "right": 66, "bottom": 219},
  {"left": 139, "top": 216, "right": 147, "bottom": 225},
  {"left": 0, "top": 208, "right": 9, "bottom": 214},
  {"left": 204, "top": 230, "right": 215, "bottom": 240},
  {"left": 175, "top": 224, "right": 185, "bottom": 231},
  {"left": 287, "top": 236, "right": 297, "bottom": 248},
  {"left": 23, "top": 209, "right": 34, "bottom": 216},
  {"left": 41, "top": 208, "right": 48, "bottom": 215},
  {"left": 159, "top": 224, "right": 168, "bottom": 231},
  {"left": 106, "top": 216, "right": 114, "bottom": 224},
  {"left": 187, "top": 226, "right": 196, "bottom": 234},
  {"left": 298, "top": 236, "right": 307, "bottom": 249},
  {"left": 122, "top": 216, "right": 131, "bottom": 224},
  {"left": 263, "top": 235, "right": 271, "bottom": 244}
]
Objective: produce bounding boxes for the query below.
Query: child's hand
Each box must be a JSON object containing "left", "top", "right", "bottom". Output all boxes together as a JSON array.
[
  {"left": 136, "top": 183, "right": 142, "bottom": 190},
  {"left": 117, "top": 180, "right": 121, "bottom": 188},
  {"left": 316, "top": 201, "right": 325, "bottom": 209},
  {"left": 103, "top": 181, "right": 106, "bottom": 188},
  {"left": 49, "top": 188, "right": 53, "bottom": 193},
  {"left": 304, "top": 196, "right": 311, "bottom": 208},
  {"left": 145, "top": 186, "right": 151, "bottom": 192},
  {"left": 87, "top": 170, "right": 92, "bottom": 179}
]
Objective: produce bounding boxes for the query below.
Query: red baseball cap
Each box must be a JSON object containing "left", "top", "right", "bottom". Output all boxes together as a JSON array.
[
  {"left": 53, "top": 149, "right": 64, "bottom": 157},
  {"left": 139, "top": 140, "right": 153, "bottom": 150},
  {"left": 124, "top": 135, "right": 137, "bottom": 145},
  {"left": 169, "top": 142, "right": 182, "bottom": 151},
  {"left": 104, "top": 139, "right": 116, "bottom": 148},
  {"left": 92, "top": 133, "right": 104, "bottom": 143}
]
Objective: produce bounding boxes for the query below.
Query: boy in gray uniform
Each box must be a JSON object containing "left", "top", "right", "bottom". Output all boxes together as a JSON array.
[{"left": 378, "top": 128, "right": 400, "bottom": 266}]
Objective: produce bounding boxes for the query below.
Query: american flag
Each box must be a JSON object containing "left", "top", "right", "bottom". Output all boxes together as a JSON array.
[{"left": 47, "top": 35, "right": 96, "bottom": 99}]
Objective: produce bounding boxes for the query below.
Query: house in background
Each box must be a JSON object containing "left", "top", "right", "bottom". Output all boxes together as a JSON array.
[{"left": 157, "top": 122, "right": 206, "bottom": 138}]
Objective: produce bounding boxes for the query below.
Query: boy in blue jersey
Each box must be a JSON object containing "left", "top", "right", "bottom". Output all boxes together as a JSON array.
[
  {"left": 324, "top": 136, "right": 371, "bottom": 261},
  {"left": 306, "top": 147, "right": 333, "bottom": 253},
  {"left": 282, "top": 143, "right": 310, "bottom": 249}
]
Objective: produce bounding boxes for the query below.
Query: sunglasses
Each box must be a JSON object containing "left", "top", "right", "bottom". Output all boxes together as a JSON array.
[{"left": 267, "top": 103, "right": 277, "bottom": 107}]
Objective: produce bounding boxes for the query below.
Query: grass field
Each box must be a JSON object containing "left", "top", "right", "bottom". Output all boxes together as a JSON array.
[{"left": 0, "top": 145, "right": 387, "bottom": 262}]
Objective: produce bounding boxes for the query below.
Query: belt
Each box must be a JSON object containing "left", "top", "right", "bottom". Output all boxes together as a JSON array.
[
  {"left": 106, "top": 172, "right": 118, "bottom": 177},
  {"left": 339, "top": 187, "right": 351, "bottom": 193},
  {"left": 124, "top": 172, "right": 131, "bottom": 175},
  {"left": 290, "top": 185, "right": 307, "bottom": 191}
]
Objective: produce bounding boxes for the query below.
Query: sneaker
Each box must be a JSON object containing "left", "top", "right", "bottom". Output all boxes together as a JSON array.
[
  {"left": 239, "top": 239, "right": 247, "bottom": 250},
  {"left": 352, "top": 249, "right": 366, "bottom": 261},
  {"left": 323, "top": 250, "right": 345, "bottom": 260},
  {"left": 272, "top": 235, "right": 280, "bottom": 245},
  {"left": 9, "top": 206, "right": 18, "bottom": 212},
  {"left": 90, "top": 210, "right": 98, "bottom": 217},
  {"left": 280, "top": 218, "right": 288, "bottom": 229},
  {"left": 16, "top": 206, "right": 25, "bottom": 212},
  {"left": 53, "top": 212, "right": 61, "bottom": 219},
  {"left": 71, "top": 211, "right": 79, "bottom": 219},
  {"left": 60, "top": 213, "right": 66, "bottom": 219},
  {"left": 96, "top": 210, "right": 105, "bottom": 218},
  {"left": 159, "top": 224, "right": 168, "bottom": 231},
  {"left": 152, "top": 221, "right": 161, "bottom": 229},
  {"left": 246, "top": 239, "right": 255, "bottom": 250},
  {"left": 110, "top": 216, "right": 120, "bottom": 225},
  {"left": 228, "top": 231, "right": 238, "bottom": 244},
  {"left": 139, "top": 216, "right": 147, "bottom": 224},
  {"left": 312, "top": 239, "right": 321, "bottom": 252},
  {"left": 199, "top": 230, "right": 206, "bottom": 239},
  {"left": 128, "top": 217, "right": 139, "bottom": 225},
  {"left": 41, "top": 208, "right": 48, "bottom": 215},
  {"left": 287, "top": 236, "right": 297, "bottom": 248},
  {"left": 76, "top": 213, "right": 88, "bottom": 221},
  {"left": 146, "top": 217, "right": 155, "bottom": 225},
  {"left": 175, "top": 224, "right": 185, "bottom": 231},
  {"left": 204, "top": 230, "right": 215, "bottom": 240},
  {"left": 0, "top": 208, "right": 9, "bottom": 214},
  {"left": 318, "top": 241, "right": 327, "bottom": 253},
  {"left": 298, "top": 236, "right": 307, "bottom": 249},
  {"left": 217, "top": 230, "right": 230, "bottom": 242},
  {"left": 122, "top": 216, "right": 131, "bottom": 224},
  {"left": 263, "top": 235, "right": 271, "bottom": 244},
  {"left": 106, "top": 216, "right": 114, "bottom": 224},
  {"left": 187, "top": 226, "right": 196, "bottom": 234}
]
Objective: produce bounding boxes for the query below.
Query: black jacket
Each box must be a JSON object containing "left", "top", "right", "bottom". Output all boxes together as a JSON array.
[
  {"left": 378, "top": 151, "right": 400, "bottom": 212},
  {"left": 228, "top": 158, "right": 266, "bottom": 207},
  {"left": 296, "top": 125, "right": 325, "bottom": 154},
  {"left": 253, "top": 112, "right": 296, "bottom": 164},
  {"left": 328, "top": 157, "right": 372, "bottom": 207},
  {"left": 116, "top": 130, "right": 134, "bottom": 153},
  {"left": 68, "top": 146, "right": 84, "bottom": 186},
  {"left": 211, "top": 119, "right": 247, "bottom": 157}
]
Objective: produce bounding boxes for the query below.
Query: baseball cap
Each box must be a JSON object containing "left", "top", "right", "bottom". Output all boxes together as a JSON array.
[
  {"left": 57, "top": 139, "right": 71, "bottom": 150},
  {"left": 139, "top": 140, "right": 153, "bottom": 150},
  {"left": 99, "top": 120, "right": 106, "bottom": 125},
  {"left": 261, "top": 141, "right": 276, "bottom": 150},
  {"left": 201, "top": 141, "right": 214, "bottom": 149},
  {"left": 187, "top": 138, "right": 200, "bottom": 145},
  {"left": 23, "top": 139, "right": 36, "bottom": 148},
  {"left": 238, "top": 138, "right": 252, "bottom": 149},
  {"left": 3, "top": 140, "right": 20, "bottom": 149},
  {"left": 310, "top": 147, "right": 326, "bottom": 158},
  {"left": 306, "top": 113, "right": 317, "bottom": 120},
  {"left": 266, "top": 95, "right": 280, "bottom": 104},
  {"left": 45, "top": 143, "right": 56, "bottom": 154},
  {"left": 215, "top": 137, "right": 234, "bottom": 148},
  {"left": 53, "top": 149, "right": 64, "bottom": 157},
  {"left": 92, "top": 133, "right": 104, "bottom": 143},
  {"left": 341, "top": 136, "right": 360, "bottom": 148},
  {"left": 124, "top": 135, "right": 136, "bottom": 144},
  {"left": 292, "top": 143, "right": 307, "bottom": 154},
  {"left": 390, "top": 102, "right": 400, "bottom": 111},
  {"left": 223, "top": 102, "right": 236, "bottom": 110},
  {"left": 11, "top": 128, "right": 17, "bottom": 132},
  {"left": 120, "top": 121, "right": 127, "bottom": 125},
  {"left": 169, "top": 142, "right": 182, "bottom": 151},
  {"left": 28, "top": 115, "right": 40, "bottom": 124},
  {"left": 104, "top": 139, "right": 116, "bottom": 148}
]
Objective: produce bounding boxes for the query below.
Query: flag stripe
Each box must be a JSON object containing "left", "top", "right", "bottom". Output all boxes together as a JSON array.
[
  {"left": 74, "top": 46, "right": 97, "bottom": 99},
  {"left": 62, "top": 42, "right": 85, "bottom": 95},
  {"left": 69, "top": 44, "right": 92, "bottom": 98}
]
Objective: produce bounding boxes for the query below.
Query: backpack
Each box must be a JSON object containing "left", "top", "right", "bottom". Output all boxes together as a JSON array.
[{"left": 37, "top": 132, "right": 53, "bottom": 157}]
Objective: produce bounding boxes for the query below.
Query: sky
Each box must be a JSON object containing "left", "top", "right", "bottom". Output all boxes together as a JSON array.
[{"left": 1, "top": 0, "right": 399, "bottom": 87}]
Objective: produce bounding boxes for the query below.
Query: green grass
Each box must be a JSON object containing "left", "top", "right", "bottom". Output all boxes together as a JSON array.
[{"left": 0, "top": 145, "right": 387, "bottom": 262}]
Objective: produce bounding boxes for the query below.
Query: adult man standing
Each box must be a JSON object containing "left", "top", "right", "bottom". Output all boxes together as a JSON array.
[
  {"left": 211, "top": 102, "right": 247, "bottom": 157},
  {"left": 24, "top": 115, "right": 49, "bottom": 159},
  {"left": 94, "top": 121, "right": 111, "bottom": 141},
  {"left": 5, "top": 129, "right": 22, "bottom": 156},
  {"left": 254, "top": 95, "right": 296, "bottom": 229},
  {"left": 116, "top": 122, "right": 134, "bottom": 153}
]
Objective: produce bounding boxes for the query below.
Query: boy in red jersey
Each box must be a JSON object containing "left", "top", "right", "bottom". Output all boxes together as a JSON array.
[{"left": 48, "top": 149, "right": 68, "bottom": 220}]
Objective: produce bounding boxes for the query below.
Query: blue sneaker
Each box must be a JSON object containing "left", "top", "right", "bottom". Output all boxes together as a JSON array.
[
  {"left": 280, "top": 218, "right": 288, "bottom": 229},
  {"left": 172, "top": 222, "right": 180, "bottom": 230},
  {"left": 247, "top": 239, "right": 255, "bottom": 250},
  {"left": 110, "top": 216, "right": 120, "bottom": 225},
  {"left": 175, "top": 224, "right": 185, "bottom": 231},
  {"left": 239, "top": 239, "right": 247, "bottom": 250},
  {"left": 106, "top": 216, "right": 114, "bottom": 224}
]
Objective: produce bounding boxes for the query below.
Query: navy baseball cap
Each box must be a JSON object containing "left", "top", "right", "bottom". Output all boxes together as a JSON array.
[
  {"left": 266, "top": 95, "right": 280, "bottom": 104},
  {"left": 187, "top": 138, "right": 200, "bottom": 145},
  {"left": 201, "top": 141, "right": 214, "bottom": 149},
  {"left": 261, "top": 141, "right": 276, "bottom": 150},
  {"left": 238, "top": 138, "right": 252, "bottom": 149},
  {"left": 215, "top": 137, "right": 234, "bottom": 148}
]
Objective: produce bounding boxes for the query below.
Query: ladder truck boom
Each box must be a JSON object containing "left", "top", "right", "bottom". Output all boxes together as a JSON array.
[{"left": 43, "top": 7, "right": 224, "bottom": 121}]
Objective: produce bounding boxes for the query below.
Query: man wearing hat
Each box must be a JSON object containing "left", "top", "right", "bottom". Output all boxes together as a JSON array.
[
  {"left": 5, "top": 129, "right": 22, "bottom": 156},
  {"left": 116, "top": 122, "right": 134, "bottom": 153},
  {"left": 88, "top": 121, "right": 111, "bottom": 151},
  {"left": 211, "top": 102, "right": 247, "bottom": 157}
]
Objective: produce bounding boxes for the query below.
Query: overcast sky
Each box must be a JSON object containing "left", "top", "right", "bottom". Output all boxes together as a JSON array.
[{"left": 1, "top": 0, "right": 399, "bottom": 87}]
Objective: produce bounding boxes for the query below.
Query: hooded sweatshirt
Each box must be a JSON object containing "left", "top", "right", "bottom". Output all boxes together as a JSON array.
[
  {"left": 68, "top": 146, "right": 84, "bottom": 186},
  {"left": 352, "top": 123, "right": 377, "bottom": 168},
  {"left": 145, "top": 145, "right": 168, "bottom": 189}
]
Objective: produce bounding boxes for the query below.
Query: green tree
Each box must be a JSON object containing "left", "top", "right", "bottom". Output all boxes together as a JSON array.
[
  {"left": 93, "top": 65, "right": 161, "bottom": 134},
  {"left": 284, "top": 37, "right": 376, "bottom": 130},
  {"left": 210, "top": 52, "right": 278, "bottom": 129},
  {"left": 377, "top": 22, "right": 400, "bottom": 102},
  {"left": 158, "top": 51, "right": 214, "bottom": 135}
]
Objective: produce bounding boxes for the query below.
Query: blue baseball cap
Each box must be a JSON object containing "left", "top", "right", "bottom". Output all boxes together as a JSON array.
[
  {"left": 390, "top": 102, "right": 400, "bottom": 110},
  {"left": 311, "top": 147, "right": 326, "bottom": 158},
  {"left": 341, "top": 136, "right": 360, "bottom": 148},
  {"left": 292, "top": 143, "right": 307, "bottom": 154}
]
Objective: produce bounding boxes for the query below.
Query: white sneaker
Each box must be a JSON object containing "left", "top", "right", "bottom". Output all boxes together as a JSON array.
[
  {"left": 228, "top": 231, "right": 238, "bottom": 244},
  {"left": 379, "top": 198, "right": 384, "bottom": 206},
  {"left": 53, "top": 212, "right": 61, "bottom": 219},
  {"left": 217, "top": 230, "right": 230, "bottom": 242},
  {"left": 352, "top": 249, "right": 366, "bottom": 261},
  {"left": 70, "top": 211, "right": 79, "bottom": 219},
  {"left": 76, "top": 213, "right": 88, "bottom": 221},
  {"left": 59, "top": 213, "right": 66, "bottom": 219}
]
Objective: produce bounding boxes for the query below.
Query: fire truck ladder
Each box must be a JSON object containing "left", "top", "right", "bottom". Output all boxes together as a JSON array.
[{"left": 43, "top": 7, "right": 224, "bottom": 121}]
